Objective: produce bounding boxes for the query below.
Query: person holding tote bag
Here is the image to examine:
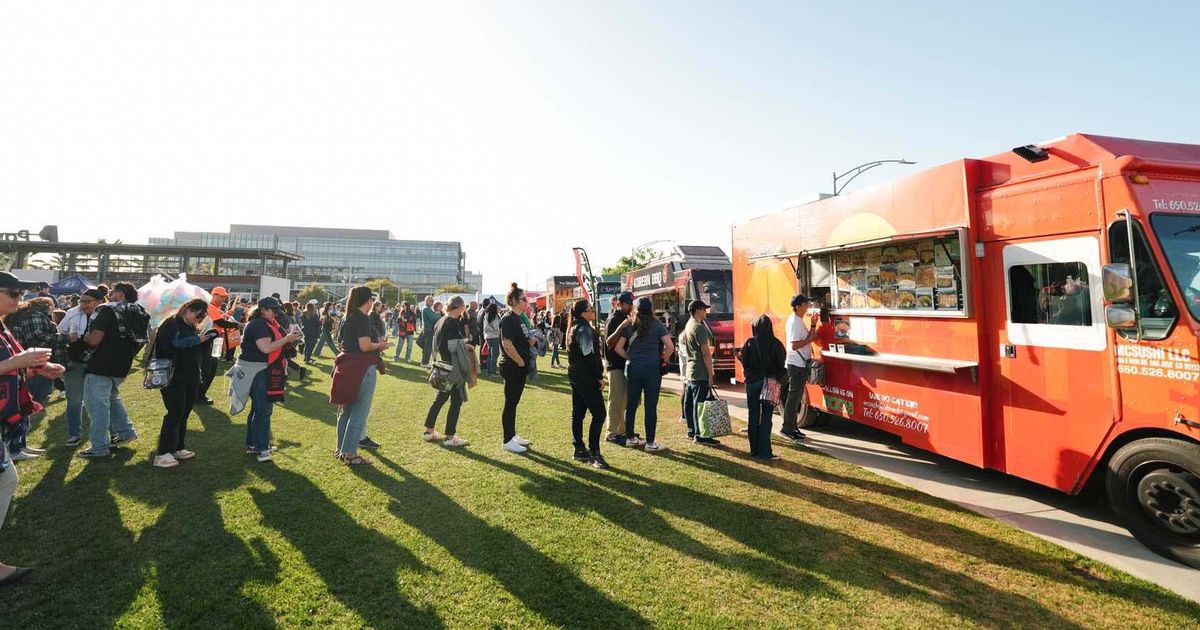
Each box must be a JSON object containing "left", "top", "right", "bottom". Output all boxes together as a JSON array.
[{"left": 738, "top": 315, "right": 786, "bottom": 460}]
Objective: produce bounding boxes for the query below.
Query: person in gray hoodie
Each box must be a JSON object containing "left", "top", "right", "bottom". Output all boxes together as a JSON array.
[{"left": 422, "top": 296, "right": 476, "bottom": 447}]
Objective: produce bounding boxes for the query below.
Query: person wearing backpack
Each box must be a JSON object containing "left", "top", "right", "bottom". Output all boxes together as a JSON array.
[
  {"left": 78, "top": 282, "right": 150, "bottom": 458},
  {"left": 613, "top": 297, "right": 674, "bottom": 453},
  {"left": 679, "top": 299, "right": 717, "bottom": 445},
  {"left": 739, "top": 315, "right": 786, "bottom": 460}
]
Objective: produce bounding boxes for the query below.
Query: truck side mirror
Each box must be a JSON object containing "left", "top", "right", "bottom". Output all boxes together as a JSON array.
[
  {"left": 1102, "top": 264, "right": 1134, "bottom": 303},
  {"left": 1105, "top": 304, "right": 1138, "bottom": 329}
]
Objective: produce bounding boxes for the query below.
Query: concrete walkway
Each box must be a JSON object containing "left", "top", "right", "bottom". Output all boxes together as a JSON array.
[{"left": 661, "top": 374, "right": 1200, "bottom": 603}]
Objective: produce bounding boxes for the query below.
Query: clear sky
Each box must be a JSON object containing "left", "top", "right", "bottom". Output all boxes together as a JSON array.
[{"left": 3, "top": 1, "right": 1198, "bottom": 293}]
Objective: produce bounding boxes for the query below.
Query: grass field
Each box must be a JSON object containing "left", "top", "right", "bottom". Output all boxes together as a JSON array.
[{"left": 0, "top": 357, "right": 1197, "bottom": 628}]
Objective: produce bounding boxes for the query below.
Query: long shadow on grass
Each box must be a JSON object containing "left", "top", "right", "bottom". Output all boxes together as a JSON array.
[
  {"left": 454, "top": 448, "right": 832, "bottom": 597},
  {"left": 249, "top": 464, "right": 443, "bottom": 629},
  {"left": 522, "top": 450, "right": 1086, "bottom": 628},
  {"left": 361, "top": 454, "right": 651, "bottom": 630},
  {"left": 665, "top": 449, "right": 1200, "bottom": 619}
]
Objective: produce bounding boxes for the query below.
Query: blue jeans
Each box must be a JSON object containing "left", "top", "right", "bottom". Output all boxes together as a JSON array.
[
  {"left": 624, "top": 362, "right": 662, "bottom": 443},
  {"left": 313, "top": 331, "right": 334, "bottom": 357},
  {"left": 84, "top": 374, "right": 136, "bottom": 454},
  {"left": 336, "top": 368, "right": 376, "bottom": 455},
  {"left": 245, "top": 370, "right": 273, "bottom": 452},
  {"left": 393, "top": 335, "right": 413, "bottom": 361},
  {"left": 26, "top": 375, "right": 54, "bottom": 404},
  {"left": 683, "top": 379, "right": 711, "bottom": 438},
  {"left": 64, "top": 363, "right": 88, "bottom": 439},
  {"left": 745, "top": 379, "right": 775, "bottom": 458},
  {"left": 486, "top": 339, "right": 500, "bottom": 376}
]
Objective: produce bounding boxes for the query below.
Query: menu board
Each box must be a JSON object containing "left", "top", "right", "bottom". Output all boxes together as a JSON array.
[{"left": 830, "top": 235, "right": 964, "bottom": 313}]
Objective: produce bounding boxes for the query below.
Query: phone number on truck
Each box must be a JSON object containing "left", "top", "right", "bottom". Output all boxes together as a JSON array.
[{"left": 1118, "top": 364, "right": 1200, "bottom": 382}]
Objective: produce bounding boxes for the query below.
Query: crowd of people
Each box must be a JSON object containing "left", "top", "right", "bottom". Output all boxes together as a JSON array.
[{"left": 0, "top": 269, "right": 824, "bottom": 586}]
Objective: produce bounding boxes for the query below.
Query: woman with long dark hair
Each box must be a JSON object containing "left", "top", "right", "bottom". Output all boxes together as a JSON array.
[
  {"left": 614, "top": 297, "right": 674, "bottom": 452},
  {"left": 566, "top": 299, "right": 609, "bottom": 469},
  {"left": 422, "top": 296, "right": 475, "bottom": 447},
  {"left": 498, "top": 283, "right": 534, "bottom": 453},
  {"left": 739, "top": 315, "right": 786, "bottom": 460},
  {"left": 482, "top": 301, "right": 501, "bottom": 377},
  {"left": 152, "top": 298, "right": 219, "bottom": 468},
  {"left": 332, "top": 286, "right": 391, "bottom": 464},
  {"left": 230, "top": 297, "right": 300, "bottom": 462}
]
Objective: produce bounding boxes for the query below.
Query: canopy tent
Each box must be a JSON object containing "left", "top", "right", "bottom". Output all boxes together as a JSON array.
[{"left": 49, "top": 274, "right": 96, "bottom": 296}]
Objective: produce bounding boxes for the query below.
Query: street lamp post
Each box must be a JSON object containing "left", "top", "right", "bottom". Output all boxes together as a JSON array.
[{"left": 832, "top": 159, "right": 916, "bottom": 196}]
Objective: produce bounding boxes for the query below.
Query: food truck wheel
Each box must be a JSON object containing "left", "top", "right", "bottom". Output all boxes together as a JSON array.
[
  {"left": 795, "top": 395, "right": 826, "bottom": 428},
  {"left": 1106, "top": 438, "right": 1200, "bottom": 568}
]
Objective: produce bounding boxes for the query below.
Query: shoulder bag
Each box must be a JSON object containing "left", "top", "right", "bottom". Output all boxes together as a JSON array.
[
  {"left": 427, "top": 319, "right": 454, "bottom": 392},
  {"left": 142, "top": 330, "right": 174, "bottom": 390},
  {"left": 753, "top": 338, "right": 782, "bottom": 406}
]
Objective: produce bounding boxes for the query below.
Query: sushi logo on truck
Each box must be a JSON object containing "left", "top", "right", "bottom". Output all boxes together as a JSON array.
[{"left": 1116, "top": 344, "right": 1200, "bottom": 383}]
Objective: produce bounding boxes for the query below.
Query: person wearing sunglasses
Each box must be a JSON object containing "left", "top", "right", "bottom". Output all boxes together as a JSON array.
[{"left": 566, "top": 299, "right": 609, "bottom": 469}]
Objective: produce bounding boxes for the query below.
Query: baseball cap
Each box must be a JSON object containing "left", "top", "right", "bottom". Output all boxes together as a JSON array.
[
  {"left": 790, "top": 294, "right": 811, "bottom": 308},
  {"left": 687, "top": 299, "right": 710, "bottom": 314},
  {"left": 211, "top": 286, "right": 229, "bottom": 297},
  {"left": 617, "top": 291, "right": 634, "bottom": 305},
  {"left": 0, "top": 271, "right": 39, "bottom": 291},
  {"left": 307, "top": 299, "right": 319, "bottom": 305},
  {"left": 257, "top": 296, "right": 282, "bottom": 310}
]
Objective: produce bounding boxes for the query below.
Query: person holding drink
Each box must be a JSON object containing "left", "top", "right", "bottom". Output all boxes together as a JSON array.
[
  {"left": 781, "top": 294, "right": 821, "bottom": 442},
  {"left": 58, "top": 286, "right": 106, "bottom": 446}
]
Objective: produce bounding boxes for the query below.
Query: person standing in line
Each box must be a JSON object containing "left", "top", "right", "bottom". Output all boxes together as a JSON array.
[
  {"left": 466, "top": 300, "right": 480, "bottom": 346},
  {"left": 370, "top": 300, "right": 387, "bottom": 340},
  {"left": 277, "top": 302, "right": 309, "bottom": 380},
  {"left": 739, "top": 315, "right": 786, "bottom": 460},
  {"left": 152, "top": 299, "right": 218, "bottom": 469},
  {"left": 549, "top": 309, "right": 563, "bottom": 368},
  {"left": 394, "top": 301, "right": 417, "bottom": 363},
  {"left": 781, "top": 294, "right": 820, "bottom": 442},
  {"left": 520, "top": 303, "right": 541, "bottom": 383},
  {"left": 77, "top": 282, "right": 149, "bottom": 459},
  {"left": 199, "top": 287, "right": 243, "bottom": 405},
  {"left": 566, "top": 299, "right": 609, "bottom": 469},
  {"left": 330, "top": 286, "right": 391, "bottom": 465},
  {"left": 482, "top": 301, "right": 501, "bottom": 378},
  {"left": 498, "top": 284, "right": 534, "bottom": 453},
  {"left": 4, "top": 297, "right": 67, "bottom": 461},
  {"left": 419, "top": 295, "right": 438, "bottom": 367},
  {"left": 301, "top": 300, "right": 322, "bottom": 365},
  {"left": 313, "top": 302, "right": 336, "bottom": 358},
  {"left": 614, "top": 297, "right": 674, "bottom": 453},
  {"left": 58, "top": 286, "right": 106, "bottom": 446},
  {"left": 229, "top": 297, "right": 300, "bottom": 462},
  {"left": 422, "top": 296, "right": 475, "bottom": 447},
  {"left": 681, "top": 299, "right": 718, "bottom": 445},
  {"left": 604, "top": 292, "right": 634, "bottom": 446},
  {"left": 0, "top": 271, "right": 66, "bottom": 586}
]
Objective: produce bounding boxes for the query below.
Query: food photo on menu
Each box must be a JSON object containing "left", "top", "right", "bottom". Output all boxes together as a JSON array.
[
  {"left": 897, "top": 262, "right": 916, "bottom": 289},
  {"left": 919, "top": 240, "right": 935, "bottom": 264},
  {"left": 916, "top": 288, "right": 934, "bottom": 308},
  {"left": 896, "top": 289, "right": 917, "bottom": 309}
]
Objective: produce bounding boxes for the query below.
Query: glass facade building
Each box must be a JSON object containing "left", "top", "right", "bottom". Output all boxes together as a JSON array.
[{"left": 150, "top": 224, "right": 481, "bottom": 297}]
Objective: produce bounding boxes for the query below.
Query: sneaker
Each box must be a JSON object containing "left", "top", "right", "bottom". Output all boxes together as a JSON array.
[
  {"left": 110, "top": 433, "right": 138, "bottom": 448},
  {"left": 443, "top": 436, "right": 469, "bottom": 447},
  {"left": 590, "top": 455, "right": 610, "bottom": 470},
  {"left": 153, "top": 453, "right": 179, "bottom": 468},
  {"left": 513, "top": 435, "right": 531, "bottom": 446},
  {"left": 572, "top": 448, "right": 590, "bottom": 462},
  {"left": 625, "top": 436, "right": 644, "bottom": 447},
  {"left": 173, "top": 449, "right": 196, "bottom": 460},
  {"left": 257, "top": 451, "right": 273, "bottom": 463},
  {"left": 502, "top": 438, "right": 528, "bottom": 454},
  {"left": 22, "top": 446, "right": 46, "bottom": 455},
  {"left": 196, "top": 398, "right": 214, "bottom": 406},
  {"left": 422, "top": 431, "right": 443, "bottom": 442},
  {"left": 358, "top": 437, "right": 381, "bottom": 449},
  {"left": 64, "top": 436, "right": 83, "bottom": 447},
  {"left": 10, "top": 451, "right": 39, "bottom": 461},
  {"left": 644, "top": 442, "right": 666, "bottom": 452},
  {"left": 604, "top": 434, "right": 623, "bottom": 444},
  {"left": 77, "top": 448, "right": 110, "bottom": 458},
  {"left": 694, "top": 437, "right": 720, "bottom": 445}
]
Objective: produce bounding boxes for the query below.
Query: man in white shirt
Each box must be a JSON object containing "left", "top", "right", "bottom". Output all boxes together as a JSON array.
[{"left": 781, "top": 294, "right": 819, "bottom": 441}]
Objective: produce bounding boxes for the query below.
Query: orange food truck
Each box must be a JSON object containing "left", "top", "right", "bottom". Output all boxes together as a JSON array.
[{"left": 732, "top": 134, "right": 1200, "bottom": 566}]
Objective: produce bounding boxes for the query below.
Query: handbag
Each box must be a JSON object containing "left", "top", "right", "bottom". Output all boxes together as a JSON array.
[
  {"left": 750, "top": 338, "right": 782, "bottom": 405},
  {"left": 697, "top": 390, "right": 732, "bottom": 438},
  {"left": 142, "top": 333, "right": 174, "bottom": 390},
  {"left": 806, "top": 358, "right": 825, "bottom": 385},
  {"left": 427, "top": 319, "right": 454, "bottom": 392}
]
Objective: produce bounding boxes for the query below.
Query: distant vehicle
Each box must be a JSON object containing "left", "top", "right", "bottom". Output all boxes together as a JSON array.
[{"left": 732, "top": 133, "right": 1200, "bottom": 567}]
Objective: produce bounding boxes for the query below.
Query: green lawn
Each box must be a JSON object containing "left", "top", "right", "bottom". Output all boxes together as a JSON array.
[{"left": 1, "top": 358, "right": 1197, "bottom": 628}]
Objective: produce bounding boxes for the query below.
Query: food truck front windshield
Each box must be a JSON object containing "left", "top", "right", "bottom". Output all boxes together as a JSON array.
[{"left": 1150, "top": 213, "right": 1200, "bottom": 321}]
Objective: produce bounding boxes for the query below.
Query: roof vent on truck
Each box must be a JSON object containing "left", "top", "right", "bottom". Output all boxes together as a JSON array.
[{"left": 1012, "top": 144, "right": 1050, "bottom": 163}]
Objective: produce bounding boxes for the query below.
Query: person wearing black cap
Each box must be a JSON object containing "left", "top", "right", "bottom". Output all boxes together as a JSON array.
[
  {"left": 614, "top": 297, "right": 674, "bottom": 452},
  {"left": 781, "top": 294, "right": 821, "bottom": 441},
  {"left": 78, "top": 282, "right": 149, "bottom": 458},
  {"left": 680, "top": 299, "right": 718, "bottom": 444},
  {"left": 231, "top": 296, "right": 301, "bottom": 462},
  {"left": 603, "top": 291, "right": 635, "bottom": 445},
  {"left": 566, "top": 299, "right": 609, "bottom": 469}
]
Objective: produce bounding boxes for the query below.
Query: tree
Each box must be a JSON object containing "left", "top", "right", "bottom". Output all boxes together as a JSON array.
[
  {"left": 365, "top": 278, "right": 399, "bottom": 304},
  {"left": 295, "top": 283, "right": 330, "bottom": 305},
  {"left": 435, "top": 283, "right": 473, "bottom": 294},
  {"left": 601, "top": 247, "right": 662, "bottom": 276},
  {"left": 395, "top": 288, "right": 418, "bottom": 306}
]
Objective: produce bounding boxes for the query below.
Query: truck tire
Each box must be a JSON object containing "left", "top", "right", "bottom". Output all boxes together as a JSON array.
[
  {"left": 795, "top": 390, "right": 826, "bottom": 428},
  {"left": 1105, "top": 437, "right": 1200, "bottom": 568}
]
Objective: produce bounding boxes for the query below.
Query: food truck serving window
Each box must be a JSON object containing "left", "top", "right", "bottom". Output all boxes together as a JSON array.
[
  {"left": 1008, "top": 262, "right": 1092, "bottom": 326},
  {"left": 826, "top": 232, "right": 967, "bottom": 317}
]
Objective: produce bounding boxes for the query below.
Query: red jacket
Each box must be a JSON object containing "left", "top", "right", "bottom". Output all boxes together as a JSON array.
[{"left": 329, "top": 351, "right": 386, "bottom": 405}]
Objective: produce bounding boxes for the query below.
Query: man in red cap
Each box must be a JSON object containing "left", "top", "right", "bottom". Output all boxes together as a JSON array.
[{"left": 198, "top": 286, "right": 242, "bottom": 405}]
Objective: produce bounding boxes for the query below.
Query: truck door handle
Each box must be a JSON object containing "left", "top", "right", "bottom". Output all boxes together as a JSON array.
[{"left": 1000, "top": 344, "right": 1016, "bottom": 358}]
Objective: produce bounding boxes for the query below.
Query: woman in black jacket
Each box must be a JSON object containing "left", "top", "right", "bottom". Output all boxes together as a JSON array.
[
  {"left": 738, "top": 315, "right": 786, "bottom": 460},
  {"left": 567, "top": 299, "right": 609, "bottom": 469},
  {"left": 153, "top": 298, "right": 219, "bottom": 469}
]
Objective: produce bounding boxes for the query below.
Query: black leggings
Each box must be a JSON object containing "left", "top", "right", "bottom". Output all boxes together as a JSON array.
[
  {"left": 571, "top": 381, "right": 607, "bottom": 453},
  {"left": 500, "top": 362, "right": 527, "bottom": 443},
  {"left": 158, "top": 380, "right": 198, "bottom": 455},
  {"left": 425, "top": 386, "right": 463, "bottom": 436}
]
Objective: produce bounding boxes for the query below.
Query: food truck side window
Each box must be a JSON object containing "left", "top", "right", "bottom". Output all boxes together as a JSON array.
[
  {"left": 1109, "top": 219, "right": 1179, "bottom": 339},
  {"left": 1007, "top": 262, "right": 1093, "bottom": 326},
  {"left": 829, "top": 235, "right": 964, "bottom": 313}
]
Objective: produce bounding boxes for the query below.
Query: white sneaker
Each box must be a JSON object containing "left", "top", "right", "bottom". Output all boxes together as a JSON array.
[
  {"left": 422, "top": 431, "right": 443, "bottom": 442},
  {"left": 644, "top": 442, "right": 666, "bottom": 452},
  {"left": 626, "top": 436, "right": 644, "bottom": 447},
  {"left": 513, "top": 435, "right": 531, "bottom": 446},
  {"left": 173, "top": 449, "right": 196, "bottom": 460},
  {"left": 443, "top": 436, "right": 469, "bottom": 447},
  {"left": 153, "top": 453, "right": 179, "bottom": 468},
  {"left": 10, "top": 451, "right": 39, "bottom": 461},
  {"left": 502, "top": 438, "right": 528, "bottom": 453},
  {"left": 22, "top": 447, "right": 46, "bottom": 455},
  {"left": 257, "top": 451, "right": 273, "bottom": 462}
]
